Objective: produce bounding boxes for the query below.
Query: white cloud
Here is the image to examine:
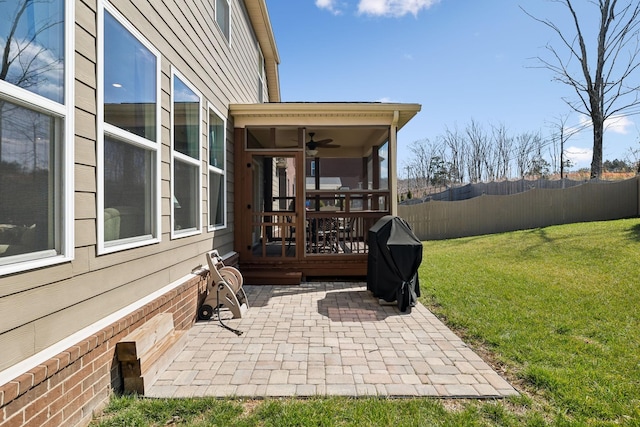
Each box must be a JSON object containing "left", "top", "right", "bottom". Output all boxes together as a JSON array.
[
  {"left": 316, "top": 0, "right": 438, "bottom": 17},
  {"left": 574, "top": 114, "right": 634, "bottom": 135},
  {"left": 565, "top": 146, "right": 593, "bottom": 167},
  {"left": 316, "top": 0, "right": 343, "bottom": 15},
  {"left": 604, "top": 115, "right": 634, "bottom": 135},
  {"left": 357, "top": 0, "right": 439, "bottom": 17}
]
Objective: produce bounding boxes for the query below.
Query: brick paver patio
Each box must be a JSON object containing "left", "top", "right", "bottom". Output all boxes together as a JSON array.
[{"left": 147, "top": 281, "right": 518, "bottom": 399}]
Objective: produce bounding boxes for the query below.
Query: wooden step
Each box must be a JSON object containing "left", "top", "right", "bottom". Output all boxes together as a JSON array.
[
  {"left": 242, "top": 270, "right": 302, "bottom": 285},
  {"left": 116, "top": 313, "right": 175, "bottom": 361},
  {"left": 116, "top": 312, "right": 188, "bottom": 395},
  {"left": 121, "top": 330, "right": 188, "bottom": 394}
]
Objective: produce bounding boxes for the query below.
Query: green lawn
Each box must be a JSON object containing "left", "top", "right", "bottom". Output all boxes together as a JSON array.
[
  {"left": 419, "top": 218, "right": 640, "bottom": 425},
  {"left": 91, "top": 218, "right": 640, "bottom": 427}
]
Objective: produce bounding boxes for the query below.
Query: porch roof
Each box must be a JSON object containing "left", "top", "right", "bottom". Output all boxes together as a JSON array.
[
  {"left": 229, "top": 102, "right": 421, "bottom": 158},
  {"left": 229, "top": 102, "right": 421, "bottom": 129}
]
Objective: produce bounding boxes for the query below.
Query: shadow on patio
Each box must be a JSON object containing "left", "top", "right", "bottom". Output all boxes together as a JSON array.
[{"left": 317, "top": 288, "right": 399, "bottom": 322}]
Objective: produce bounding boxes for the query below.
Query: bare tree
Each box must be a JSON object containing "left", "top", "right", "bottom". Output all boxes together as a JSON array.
[
  {"left": 465, "top": 119, "right": 488, "bottom": 183},
  {"left": 547, "top": 113, "right": 578, "bottom": 180},
  {"left": 405, "top": 139, "right": 431, "bottom": 190},
  {"left": 527, "top": 135, "right": 551, "bottom": 178},
  {"left": 491, "top": 123, "right": 513, "bottom": 180},
  {"left": 483, "top": 134, "right": 499, "bottom": 181},
  {"left": 442, "top": 125, "right": 466, "bottom": 184},
  {"left": 515, "top": 132, "right": 539, "bottom": 178},
  {"left": 405, "top": 138, "right": 447, "bottom": 194},
  {"left": 526, "top": 0, "right": 640, "bottom": 179},
  {"left": 625, "top": 139, "right": 640, "bottom": 173}
]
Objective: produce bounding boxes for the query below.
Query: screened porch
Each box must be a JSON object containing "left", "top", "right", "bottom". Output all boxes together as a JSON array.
[{"left": 229, "top": 102, "right": 420, "bottom": 279}]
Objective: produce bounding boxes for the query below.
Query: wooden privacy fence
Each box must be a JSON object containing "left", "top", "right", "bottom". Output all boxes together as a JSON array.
[{"left": 398, "top": 177, "right": 640, "bottom": 241}]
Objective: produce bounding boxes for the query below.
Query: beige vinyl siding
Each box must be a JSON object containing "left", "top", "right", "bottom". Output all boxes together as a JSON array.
[
  {"left": 234, "top": 3, "right": 265, "bottom": 102},
  {"left": 0, "top": 0, "right": 267, "bottom": 373}
]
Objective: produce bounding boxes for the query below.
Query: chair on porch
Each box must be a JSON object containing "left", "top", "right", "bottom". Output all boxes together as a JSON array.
[
  {"left": 311, "top": 217, "right": 338, "bottom": 253},
  {"left": 338, "top": 217, "right": 355, "bottom": 253}
]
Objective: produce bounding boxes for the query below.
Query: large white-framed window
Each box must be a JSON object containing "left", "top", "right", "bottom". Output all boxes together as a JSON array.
[
  {"left": 97, "top": 1, "right": 161, "bottom": 254},
  {"left": 0, "top": 0, "right": 74, "bottom": 275},
  {"left": 208, "top": 103, "right": 226, "bottom": 230},
  {"left": 215, "top": 0, "right": 230, "bottom": 41},
  {"left": 171, "top": 69, "right": 202, "bottom": 238}
]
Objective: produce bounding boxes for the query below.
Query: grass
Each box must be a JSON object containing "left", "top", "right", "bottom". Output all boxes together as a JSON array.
[
  {"left": 92, "top": 395, "right": 538, "bottom": 426},
  {"left": 420, "top": 218, "right": 640, "bottom": 425},
  {"left": 91, "top": 218, "right": 640, "bottom": 427}
]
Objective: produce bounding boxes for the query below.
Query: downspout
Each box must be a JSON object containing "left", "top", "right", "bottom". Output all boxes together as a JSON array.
[{"left": 390, "top": 111, "right": 399, "bottom": 216}]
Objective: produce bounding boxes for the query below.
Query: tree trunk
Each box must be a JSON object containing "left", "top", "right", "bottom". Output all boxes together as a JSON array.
[{"left": 590, "top": 114, "right": 604, "bottom": 179}]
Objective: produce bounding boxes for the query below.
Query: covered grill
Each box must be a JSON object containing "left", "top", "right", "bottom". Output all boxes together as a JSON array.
[{"left": 367, "top": 215, "right": 422, "bottom": 312}]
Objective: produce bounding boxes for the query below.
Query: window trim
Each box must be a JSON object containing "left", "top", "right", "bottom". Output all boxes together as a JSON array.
[
  {"left": 207, "top": 102, "right": 227, "bottom": 231},
  {"left": 171, "top": 67, "right": 203, "bottom": 239},
  {"left": 0, "top": 0, "right": 75, "bottom": 276},
  {"left": 96, "top": 1, "right": 162, "bottom": 255}
]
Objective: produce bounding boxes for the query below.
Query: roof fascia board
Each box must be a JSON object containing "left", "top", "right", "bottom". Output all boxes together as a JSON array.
[
  {"left": 230, "top": 102, "right": 421, "bottom": 128},
  {"left": 243, "top": 0, "right": 281, "bottom": 102}
]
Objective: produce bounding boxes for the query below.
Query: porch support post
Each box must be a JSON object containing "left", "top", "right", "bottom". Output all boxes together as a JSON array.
[
  {"left": 372, "top": 149, "right": 380, "bottom": 211},
  {"left": 234, "top": 127, "right": 248, "bottom": 259},
  {"left": 390, "top": 111, "right": 399, "bottom": 216},
  {"left": 361, "top": 157, "right": 369, "bottom": 190}
]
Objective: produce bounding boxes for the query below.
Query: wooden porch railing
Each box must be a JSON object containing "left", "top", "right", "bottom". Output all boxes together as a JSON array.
[
  {"left": 305, "top": 211, "right": 386, "bottom": 255},
  {"left": 304, "top": 190, "right": 390, "bottom": 255},
  {"left": 305, "top": 190, "right": 391, "bottom": 213},
  {"left": 252, "top": 190, "right": 390, "bottom": 258},
  {"left": 251, "top": 213, "right": 297, "bottom": 258}
]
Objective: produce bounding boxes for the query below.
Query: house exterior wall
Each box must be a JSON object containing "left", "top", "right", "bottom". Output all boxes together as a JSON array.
[
  {"left": 0, "top": 0, "right": 272, "bottom": 425},
  {"left": 0, "top": 273, "right": 206, "bottom": 427},
  {"left": 306, "top": 158, "right": 365, "bottom": 190}
]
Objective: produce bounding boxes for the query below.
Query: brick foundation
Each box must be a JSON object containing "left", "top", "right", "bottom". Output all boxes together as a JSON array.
[{"left": 0, "top": 273, "right": 207, "bottom": 427}]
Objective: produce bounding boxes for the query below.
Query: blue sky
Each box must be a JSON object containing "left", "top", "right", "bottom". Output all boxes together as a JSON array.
[{"left": 266, "top": 0, "right": 640, "bottom": 175}]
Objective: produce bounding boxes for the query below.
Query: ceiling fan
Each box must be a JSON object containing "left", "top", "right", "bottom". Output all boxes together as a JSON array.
[
  {"left": 306, "top": 132, "right": 337, "bottom": 149},
  {"left": 296, "top": 132, "right": 341, "bottom": 156}
]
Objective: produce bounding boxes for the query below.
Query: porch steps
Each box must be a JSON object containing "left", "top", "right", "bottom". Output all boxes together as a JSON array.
[{"left": 242, "top": 270, "right": 302, "bottom": 285}]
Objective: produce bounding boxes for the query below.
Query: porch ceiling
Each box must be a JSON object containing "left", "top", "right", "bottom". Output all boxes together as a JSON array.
[{"left": 229, "top": 102, "right": 421, "bottom": 157}]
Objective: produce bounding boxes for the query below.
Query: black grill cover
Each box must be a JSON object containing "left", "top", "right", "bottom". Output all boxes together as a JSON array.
[{"left": 367, "top": 215, "right": 422, "bottom": 312}]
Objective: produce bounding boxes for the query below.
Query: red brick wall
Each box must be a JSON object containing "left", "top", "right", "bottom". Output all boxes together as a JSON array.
[{"left": 0, "top": 273, "right": 207, "bottom": 427}]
